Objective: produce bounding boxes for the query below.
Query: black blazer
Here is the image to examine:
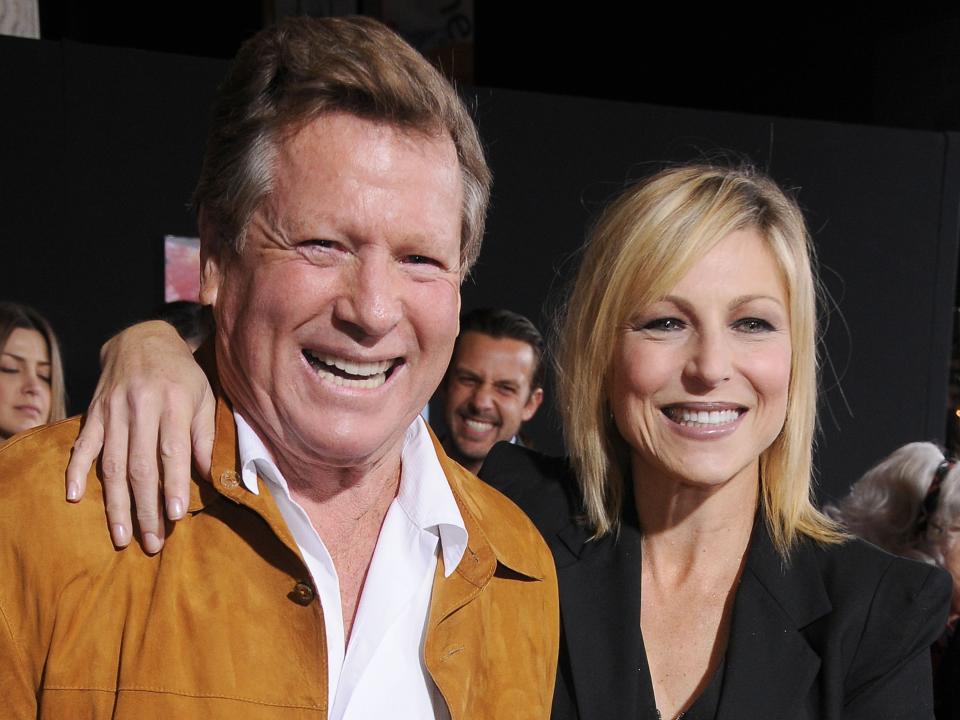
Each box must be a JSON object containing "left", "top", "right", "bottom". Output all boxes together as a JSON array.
[{"left": 480, "top": 443, "right": 952, "bottom": 720}]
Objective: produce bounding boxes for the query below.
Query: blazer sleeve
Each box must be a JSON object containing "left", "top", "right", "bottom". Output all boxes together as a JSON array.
[{"left": 843, "top": 560, "right": 951, "bottom": 719}]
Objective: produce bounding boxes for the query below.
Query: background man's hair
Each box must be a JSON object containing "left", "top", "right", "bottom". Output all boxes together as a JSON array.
[{"left": 456, "top": 307, "right": 545, "bottom": 390}]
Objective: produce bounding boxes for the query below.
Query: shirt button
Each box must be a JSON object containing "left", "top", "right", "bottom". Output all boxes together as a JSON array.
[
  {"left": 219, "top": 470, "right": 240, "bottom": 489},
  {"left": 290, "top": 580, "right": 315, "bottom": 606}
]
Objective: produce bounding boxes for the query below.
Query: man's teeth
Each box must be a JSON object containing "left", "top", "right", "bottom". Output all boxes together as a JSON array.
[
  {"left": 667, "top": 408, "right": 741, "bottom": 426},
  {"left": 305, "top": 351, "right": 393, "bottom": 388},
  {"left": 464, "top": 419, "right": 495, "bottom": 432}
]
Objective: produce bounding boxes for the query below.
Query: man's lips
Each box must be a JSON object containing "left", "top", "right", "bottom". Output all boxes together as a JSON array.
[
  {"left": 302, "top": 349, "right": 403, "bottom": 389},
  {"left": 457, "top": 413, "right": 500, "bottom": 435}
]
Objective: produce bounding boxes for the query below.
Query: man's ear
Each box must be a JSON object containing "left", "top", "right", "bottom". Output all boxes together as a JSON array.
[
  {"left": 198, "top": 207, "right": 223, "bottom": 308},
  {"left": 522, "top": 386, "right": 544, "bottom": 422}
]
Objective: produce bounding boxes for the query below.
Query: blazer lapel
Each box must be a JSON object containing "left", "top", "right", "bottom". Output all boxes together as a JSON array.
[
  {"left": 554, "top": 520, "right": 649, "bottom": 720},
  {"left": 717, "top": 524, "right": 832, "bottom": 720}
]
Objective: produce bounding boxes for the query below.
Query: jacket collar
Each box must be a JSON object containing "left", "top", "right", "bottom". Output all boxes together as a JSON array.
[
  {"left": 715, "top": 521, "right": 832, "bottom": 720},
  {"left": 430, "top": 428, "right": 550, "bottom": 585},
  {"left": 551, "top": 515, "right": 833, "bottom": 720}
]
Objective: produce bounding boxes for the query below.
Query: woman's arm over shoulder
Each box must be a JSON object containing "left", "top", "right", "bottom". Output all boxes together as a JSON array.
[{"left": 843, "top": 552, "right": 951, "bottom": 718}]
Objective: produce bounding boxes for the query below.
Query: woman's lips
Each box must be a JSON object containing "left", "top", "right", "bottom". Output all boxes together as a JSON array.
[{"left": 661, "top": 403, "right": 746, "bottom": 438}]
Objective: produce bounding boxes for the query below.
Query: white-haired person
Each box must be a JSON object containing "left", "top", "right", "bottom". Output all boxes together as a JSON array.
[
  {"left": 67, "top": 163, "right": 951, "bottom": 718},
  {"left": 827, "top": 442, "right": 960, "bottom": 719}
]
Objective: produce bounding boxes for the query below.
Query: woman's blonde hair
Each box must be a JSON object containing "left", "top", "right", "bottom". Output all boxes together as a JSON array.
[
  {"left": 0, "top": 302, "right": 67, "bottom": 427},
  {"left": 556, "top": 163, "right": 842, "bottom": 554}
]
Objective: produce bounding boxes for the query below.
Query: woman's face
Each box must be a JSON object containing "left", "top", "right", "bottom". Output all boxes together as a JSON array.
[
  {"left": 609, "top": 228, "right": 792, "bottom": 491},
  {"left": 0, "top": 327, "right": 52, "bottom": 440}
]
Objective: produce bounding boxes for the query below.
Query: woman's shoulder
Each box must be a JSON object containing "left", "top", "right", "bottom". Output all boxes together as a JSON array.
[
  {"left": 478, "top": 442, "right": 581, "bottom": 537},
  {"left": 805, "top": 534, "right": 950, "bottom": 601}
]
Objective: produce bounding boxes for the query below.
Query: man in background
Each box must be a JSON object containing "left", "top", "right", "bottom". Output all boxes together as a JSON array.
[{"left": 440, "top": 308, "right": 545, "bottom": 474}]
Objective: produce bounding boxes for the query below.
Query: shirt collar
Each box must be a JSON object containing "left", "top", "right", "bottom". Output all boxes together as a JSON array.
[{"left": 234, "top": 413, "right": 468, "bottom": 578}]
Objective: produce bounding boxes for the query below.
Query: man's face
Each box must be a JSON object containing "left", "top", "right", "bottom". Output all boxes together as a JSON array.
[
  {"left": 202, "top": 112, "right": 463, "bottom": 476},
  {"left": 442, "top": 331, "right": 543, "bottom": 473}
]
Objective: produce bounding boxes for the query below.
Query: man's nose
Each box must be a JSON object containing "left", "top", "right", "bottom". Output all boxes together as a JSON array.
[
  {"left": 335, "top": 256, "right": 403, "bottom": 339},
  {"left": 468, "top": 383, "right": 496, "bottom": 411},
  {"left": 684, "top": 329, "right": 732, "bottom": 389}
]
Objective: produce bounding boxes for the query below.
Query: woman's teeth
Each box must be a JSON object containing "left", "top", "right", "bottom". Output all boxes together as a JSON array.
[{"left": 665, "top": 408, "right": 741, "bottom": 426}]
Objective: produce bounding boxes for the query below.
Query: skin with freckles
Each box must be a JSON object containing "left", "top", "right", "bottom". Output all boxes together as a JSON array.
[
  {"left": 202, "top": 112, "right": 463, "bottom": 492},
  {"left": 442, "top": 331, "right": 543, "bottom": 474},
  {"left": 610, "top": 227, "right": 792, "bottom": 499},
  {"left": 0, "top": 328, "right": 52, "bottom": 442}
]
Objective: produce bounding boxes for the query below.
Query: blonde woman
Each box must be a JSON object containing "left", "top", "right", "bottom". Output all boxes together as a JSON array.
[{"left": 68, "top": 164, "right": 950, "bottom": 719}]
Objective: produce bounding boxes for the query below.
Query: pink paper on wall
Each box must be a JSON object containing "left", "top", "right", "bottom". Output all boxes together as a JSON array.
[{"left": 164, "top": 235, "right": 201, "bottom": 302}]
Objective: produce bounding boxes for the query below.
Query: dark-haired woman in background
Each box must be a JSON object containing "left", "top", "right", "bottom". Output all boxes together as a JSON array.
[
  {"left": 68, "top": 164, "right": 951, "bottom": 718},
  {"left": 0, "top": 302, "right": 66, "bottom": 445}
]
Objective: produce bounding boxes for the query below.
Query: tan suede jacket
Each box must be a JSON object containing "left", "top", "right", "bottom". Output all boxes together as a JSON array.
[{"left": 0, "top": 395, "right": 559, "bottom": 719}]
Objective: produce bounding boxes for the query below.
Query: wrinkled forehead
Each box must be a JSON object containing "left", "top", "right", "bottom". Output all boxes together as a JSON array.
[{"left": 259, "top": 114, "right": 464, "bottom": 249}]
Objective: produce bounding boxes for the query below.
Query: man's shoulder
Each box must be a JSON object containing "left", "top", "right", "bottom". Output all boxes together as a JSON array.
[
  {"left": 479, "top": 442, "right": 579, "bottom": 539},
  {"left": 0, "top": 416, "right": 102, "bottom": 507}
]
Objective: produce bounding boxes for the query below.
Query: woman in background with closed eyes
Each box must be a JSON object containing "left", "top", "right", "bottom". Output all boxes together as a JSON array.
[{"left": 0, "top": 302, "right": 66, "bottom": 445}]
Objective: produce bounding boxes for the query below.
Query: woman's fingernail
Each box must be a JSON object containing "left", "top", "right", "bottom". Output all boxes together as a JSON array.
[
  {"left": 111, "top": 523, "right": 130, "bottom": 547},
  {"left": 167, "top": 497, "right": 184, "bottom": 520}
]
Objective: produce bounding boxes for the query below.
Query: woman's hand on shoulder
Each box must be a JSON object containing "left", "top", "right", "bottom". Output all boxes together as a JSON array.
[{"left": 65, "top": 320, "right": 215, "bottom": 553}]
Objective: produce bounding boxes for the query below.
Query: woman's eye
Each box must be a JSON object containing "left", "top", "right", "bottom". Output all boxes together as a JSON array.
[
  {"left": 0, "top": 367, "right": 18, "bottom": 375},
  {"left": 642, "top": 317, "right": 685, "bottom": 331},
  {"left": 735, "top": 317, "right": 775, "bottom": 333}
]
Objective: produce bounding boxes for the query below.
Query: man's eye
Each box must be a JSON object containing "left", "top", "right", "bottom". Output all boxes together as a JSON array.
[
  {"left": 735, "top": 317, "right": 775, "bottom": 333},
  {"left": 301, "top": 239, "right": 337, "bottom": 250},
  {"left": 403, "top": 254, "right": 440, "bottom": 266}
]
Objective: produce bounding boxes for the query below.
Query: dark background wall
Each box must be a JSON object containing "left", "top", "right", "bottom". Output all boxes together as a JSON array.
[{"left": 2, "top": 35, "right": 958, "bottom": 501}]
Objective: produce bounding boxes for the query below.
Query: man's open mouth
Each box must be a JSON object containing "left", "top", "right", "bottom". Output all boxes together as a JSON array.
[
  {"left": 462, "top": 417, "right": 498, "bottom": 433},
  {"left": 303, "top": 350, "right": 401, "bottom": 389}
]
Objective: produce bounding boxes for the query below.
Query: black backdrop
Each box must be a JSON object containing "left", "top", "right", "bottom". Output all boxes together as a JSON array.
[{"left": 3, "top": 36, "right": 958, "bottom": 501}]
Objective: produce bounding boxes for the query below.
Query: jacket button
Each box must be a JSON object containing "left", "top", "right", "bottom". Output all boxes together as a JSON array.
[
  {"left": 289, "top": 581, "right": 315, "bottom": 606},
  {"left": 219, "top": 470, "right": 240, "bottom": 489}
]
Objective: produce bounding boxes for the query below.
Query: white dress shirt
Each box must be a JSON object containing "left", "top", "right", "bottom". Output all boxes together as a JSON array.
[{"left": 235, "top": 413, "right": 468, "bottom": 720}]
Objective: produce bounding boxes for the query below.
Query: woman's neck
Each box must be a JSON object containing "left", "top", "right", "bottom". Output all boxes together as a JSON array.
[{"left": 633, "top": 460, "right": 759, "bottom": 583}]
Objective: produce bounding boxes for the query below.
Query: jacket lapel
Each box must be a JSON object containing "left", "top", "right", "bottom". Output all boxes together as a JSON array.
[
  {"left": 554, "top": 520, "right": 649, "bottom": 720},
  {"left": 717, "top": 523, "right": 831, "bottom": 720}
]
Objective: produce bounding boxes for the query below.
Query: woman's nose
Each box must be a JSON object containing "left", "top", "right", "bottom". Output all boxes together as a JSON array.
[{"left": 684, "top": 330, "right": 732, "bottom": 389}]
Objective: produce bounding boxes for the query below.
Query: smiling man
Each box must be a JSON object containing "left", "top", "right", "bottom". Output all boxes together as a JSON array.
[
  {"left": 0, "top": 17, "right": 558, "bottom": 719},
  {"left": 441, "top": 308, "right": 545, "bottom": 474}
]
